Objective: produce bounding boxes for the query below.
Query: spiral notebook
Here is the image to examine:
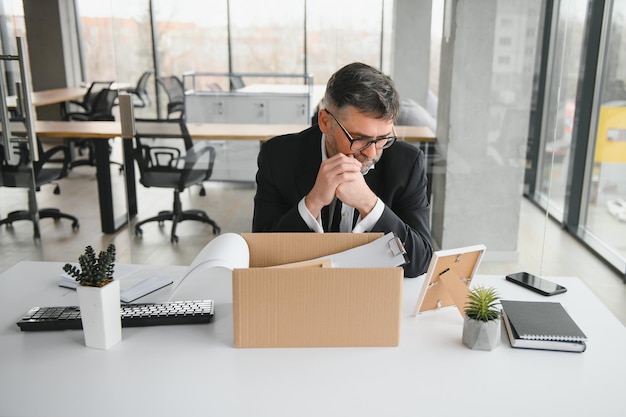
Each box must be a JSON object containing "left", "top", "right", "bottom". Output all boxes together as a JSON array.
[{"left": 500, "top": 300, "right": 587, "bottom": 352}]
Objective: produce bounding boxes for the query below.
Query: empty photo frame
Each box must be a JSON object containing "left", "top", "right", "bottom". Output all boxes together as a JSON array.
[{"left": 412, "top": 244, "right": 487, "bottom": 316}]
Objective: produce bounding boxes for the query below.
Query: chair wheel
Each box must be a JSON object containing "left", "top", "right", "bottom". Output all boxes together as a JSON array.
[
  {"left": 72, "top": 222, "right": 80, "bottom": 231},
  {"left": 135, "top": 226, "right": 143, "bottom": 237},
  {"left": 213, "top": 226, "right": 221, "bottom": 235},
  {"left": 171, "top": 235, "right": 179, "bottom": 243}
]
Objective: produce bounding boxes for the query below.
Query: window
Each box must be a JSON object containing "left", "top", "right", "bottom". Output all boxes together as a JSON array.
[{"left": 580, "top": 0, "right": 626, "bottom": 272}]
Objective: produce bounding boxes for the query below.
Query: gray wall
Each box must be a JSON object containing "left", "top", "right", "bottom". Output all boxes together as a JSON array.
[
  {"left": 430, "top": 0, "right": 533, "bottom": 261},
  {"left": 23, "top": 0, "right": 81, "bottom": 119},
  {"left": 391, "top": 0, "right": 432, "bottom": 108}
]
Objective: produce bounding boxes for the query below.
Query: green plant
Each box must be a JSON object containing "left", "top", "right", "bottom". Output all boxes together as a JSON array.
[
  {"left": 63, "top": 244, "right": 116, "bottom": 287},
  {"left": 464, "top": 286, "right": 500, "bottom": 322}
]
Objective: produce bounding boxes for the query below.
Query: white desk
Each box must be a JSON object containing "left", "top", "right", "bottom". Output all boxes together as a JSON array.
[{"left": 0, "top": 261, "right": 624, "bottom": 417}]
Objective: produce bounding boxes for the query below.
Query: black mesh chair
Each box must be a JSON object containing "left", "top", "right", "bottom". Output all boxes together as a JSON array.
[
  {"left": 133, "top": 118, "right": 220, "bottom": 243},
  {"left": 66, "top": 88, "right": 118, "bottom": 122},
  {"left": 64, "top": 88, "right": 119, "bottom": 169},
  {"left": 0, "top": 127, "right": 79, "bottom": 238},
  {"left": 156, "top": 75, "right": 184, "bottom": 119},
  {"left": 65, "top": 81, "right": 114, "bottom": 116},
  {"left": 229, "top": 74, "right": 245, "bottom": 90},
  {"left": 121, "top": 71, "right": 152, "bottom": 108}
]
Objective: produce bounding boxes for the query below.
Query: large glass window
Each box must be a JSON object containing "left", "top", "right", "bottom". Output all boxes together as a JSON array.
[
  {"left": 229, "top": 0, "right": 304, "bottom": 77},
  {"left": 152, "top": 0, "right": 228, "bottom": 78},
  {"left": 306, "top": 0, "right": 388, "bottom": 84},
  {"left": 536, "top": 0, "right": 589, "bottom": 220},
  {"left": 582, "top": 0, "right": 626, "bottom": 271}
]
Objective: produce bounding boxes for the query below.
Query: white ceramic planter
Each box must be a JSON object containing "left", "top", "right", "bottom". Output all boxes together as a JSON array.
[
  {"left": 462, "top": 315, "right": 501, "bottom": 351},
  {"left": 76, "top": 279, "right": 122, "bottom": 350}
]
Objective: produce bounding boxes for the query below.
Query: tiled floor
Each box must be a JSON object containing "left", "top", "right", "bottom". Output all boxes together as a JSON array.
[{"left": 1, "top": 152, "right": 625, "bottom": 326}]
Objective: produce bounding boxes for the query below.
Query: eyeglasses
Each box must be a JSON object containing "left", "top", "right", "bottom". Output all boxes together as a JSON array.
[{"left": 324, "top": 109, "right": 397, "bottom": 152}]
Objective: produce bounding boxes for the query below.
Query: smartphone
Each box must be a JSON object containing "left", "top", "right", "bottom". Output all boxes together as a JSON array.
[{"left": 505, "top": 272, "right": 567, "bottom": 296}]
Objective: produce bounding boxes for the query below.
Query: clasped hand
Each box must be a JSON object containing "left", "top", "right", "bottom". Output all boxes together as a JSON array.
[{"left": 305, "top": 153, "right": 377, "bottom": 219}]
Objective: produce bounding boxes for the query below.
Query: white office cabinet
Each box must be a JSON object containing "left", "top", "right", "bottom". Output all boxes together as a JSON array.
[
  {"left": 185, "top": 93, "right": 310, "bottom": 124},
  {"left": 267, "top": 95, "right": 310, "bottom": 124},
  {"left": 227, "top": 96, "right": 269, "bottom": 124},
  {"left": 185, "top": 94, "right": 227, "bottom": 123}
]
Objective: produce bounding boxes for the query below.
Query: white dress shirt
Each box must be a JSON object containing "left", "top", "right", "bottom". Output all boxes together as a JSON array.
[{"left": 297, "top": 134, "right": 384, "bottom": 233}]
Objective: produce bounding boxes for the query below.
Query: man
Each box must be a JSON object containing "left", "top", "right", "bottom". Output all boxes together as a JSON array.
[{"left": 252, "top": 62, "right": 432, "bottom": 277}]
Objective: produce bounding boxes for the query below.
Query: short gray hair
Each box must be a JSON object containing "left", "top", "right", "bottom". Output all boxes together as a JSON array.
[{"left": 323, "top": 62, "right": 400, "bottom": 121}]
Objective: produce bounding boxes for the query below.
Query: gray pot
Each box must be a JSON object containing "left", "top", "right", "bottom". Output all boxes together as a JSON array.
[{"left": 462, "top": 315, "right": 501, "bottom": 350}]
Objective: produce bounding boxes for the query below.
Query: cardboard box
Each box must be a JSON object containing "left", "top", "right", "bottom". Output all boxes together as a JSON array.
[{"left": 233, "top": 233, "right": 404, "bottom": 348}]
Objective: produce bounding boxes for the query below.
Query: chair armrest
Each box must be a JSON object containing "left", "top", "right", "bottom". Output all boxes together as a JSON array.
[
  {"left": 34, "top": 144, "right": 71, "bottom": 177},
  {"left": 69, "top": 100, "right": 88, "bottom": 111},
  {"left": 183, "top": 144, "right": 215, "bottom": 171},
  {"left": 138, "top": 145, "right": 182, "bottom": 168},
  {"left": 90, "top": 113, "right": 115, "bottom": 121},
  {"left": 179, "top": 144, "right": 216, "bottom": 186},
  {"left": 65, "top": 112, "right": 90, "bottom": 121}
]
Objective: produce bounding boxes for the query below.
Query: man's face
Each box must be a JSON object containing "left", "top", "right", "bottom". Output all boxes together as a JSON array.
[{"left": 320, "top": 106, "right": 394, "bottom": 174}]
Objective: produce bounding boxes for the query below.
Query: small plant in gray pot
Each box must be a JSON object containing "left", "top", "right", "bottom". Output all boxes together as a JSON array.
[
  {"left": 63, "top": 244, "right": 121, "bottom": 350},
  {"left": 462, "top": 285, "right": 501, "bottom": 350}
]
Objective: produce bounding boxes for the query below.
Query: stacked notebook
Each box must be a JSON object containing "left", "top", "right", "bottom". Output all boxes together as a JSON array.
[{"left": 500, "top": 300, "right": 587, "bottom": 353}]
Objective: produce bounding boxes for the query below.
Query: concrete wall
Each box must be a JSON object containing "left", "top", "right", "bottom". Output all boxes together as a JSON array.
[
  {"left": 391, "top": 0, "right": 431, "bottom": 108},
  {"left": 23, "top": 0, "right": 81, "bottom": 119},
  {"left": 430, "top": 0, "right": 534, "bottom": 261}
]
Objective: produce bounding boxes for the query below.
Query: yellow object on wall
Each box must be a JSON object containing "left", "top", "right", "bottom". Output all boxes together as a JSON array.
[{"left": 595, "top": 106, "right": 626, "bottom": 163}]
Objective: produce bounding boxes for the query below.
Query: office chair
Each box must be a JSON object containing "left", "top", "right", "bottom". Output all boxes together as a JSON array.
[
  {"left": 64, "top": 80, "right": 114, "bottom": 116},
  {"left": 133, "top": 118, "right": 220, "bottom": 243},
  {"left": 64, "top": 88, "right": 120, "bottom": 169},
  {"left": 156, "top": 75, "right": 184, "bottom": 119},
  {"left": 0, "top": 130, "right": 79, "bottom": 239},
  {"left": 122, "top": 71, "right": 152, "bottom": 108},
  {"left": 229, "top": 74, "right": 245, "bottom": 91}
]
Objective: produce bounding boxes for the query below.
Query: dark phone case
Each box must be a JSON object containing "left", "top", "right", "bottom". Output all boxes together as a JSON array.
[{"left": 505, "top": 274, "right": 567, "bottom": 296}]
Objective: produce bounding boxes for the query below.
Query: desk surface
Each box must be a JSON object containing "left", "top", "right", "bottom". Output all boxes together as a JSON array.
[
  {"left": 0, "top": 261, "right": 624, "bottom": 417},
  {"left": 6, "top": 86, "right": 86, "bottom": 109},
  {"left": 6, "top": 84, "right": 133, "bottom": 109},
  {"left": 32, "top": 120, "right": 436, "bottom": 142}
]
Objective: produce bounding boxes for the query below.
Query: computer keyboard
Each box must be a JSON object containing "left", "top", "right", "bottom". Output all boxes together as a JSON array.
[{"left": 16, "top": 300, "right": 214, "bottom": 331}]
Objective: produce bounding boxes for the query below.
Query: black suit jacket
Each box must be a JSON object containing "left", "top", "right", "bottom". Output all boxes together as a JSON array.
[{"left": 252, "top": 125, "right": 433, "bottom": 277}]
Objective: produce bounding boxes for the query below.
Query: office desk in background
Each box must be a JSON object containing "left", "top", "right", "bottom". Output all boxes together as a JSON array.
[
  {"left": 6, "top": 83, "right": 132, "bottom": 110},
  {"left": 33, "top": 120, "right": 436, "bottom": 142},
  {"left": 5, "top": 86, "right": 86, "bottom": 109},
  {"left": 33, "top": 121, "right": 436, "bottom": 234},
  {"left": 0, "top": 261, "right": 624, "bottom": 417}
]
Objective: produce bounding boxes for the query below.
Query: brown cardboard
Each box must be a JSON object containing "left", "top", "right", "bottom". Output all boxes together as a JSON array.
[
  {"left": 241, "top": 232, "right": 383, "bottom": 268},
  {"left": 233, "top": 233, "right": 403, "bottom": 348}
]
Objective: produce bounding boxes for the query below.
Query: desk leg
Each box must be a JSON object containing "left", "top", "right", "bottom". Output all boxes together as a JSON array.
[
  {"left": 123, "top": 138, "right": 137, "bottom": 220},
  {"left": 93, "top": 139, "right": 130, "bottom": 234}
]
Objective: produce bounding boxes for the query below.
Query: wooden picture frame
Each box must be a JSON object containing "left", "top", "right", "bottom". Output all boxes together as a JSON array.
[{"left": 412, "top": 244, "right": 487, "bottom": 316}]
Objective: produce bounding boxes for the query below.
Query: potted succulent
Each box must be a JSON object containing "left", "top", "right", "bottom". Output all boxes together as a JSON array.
[
  {"left": 63, "top": 244, "right": 121, "bottom": 350},
  {"left": 462, "top": 285, "right": 501, "bottom": 350}
]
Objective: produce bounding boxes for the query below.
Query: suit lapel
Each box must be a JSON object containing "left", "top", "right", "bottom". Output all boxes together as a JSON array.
[
  {"left": 364, "top": 165, "right": 382, "bottom": 196},
  {"left": 295, "top": 127, "right": 323, "bottom": 198}
]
